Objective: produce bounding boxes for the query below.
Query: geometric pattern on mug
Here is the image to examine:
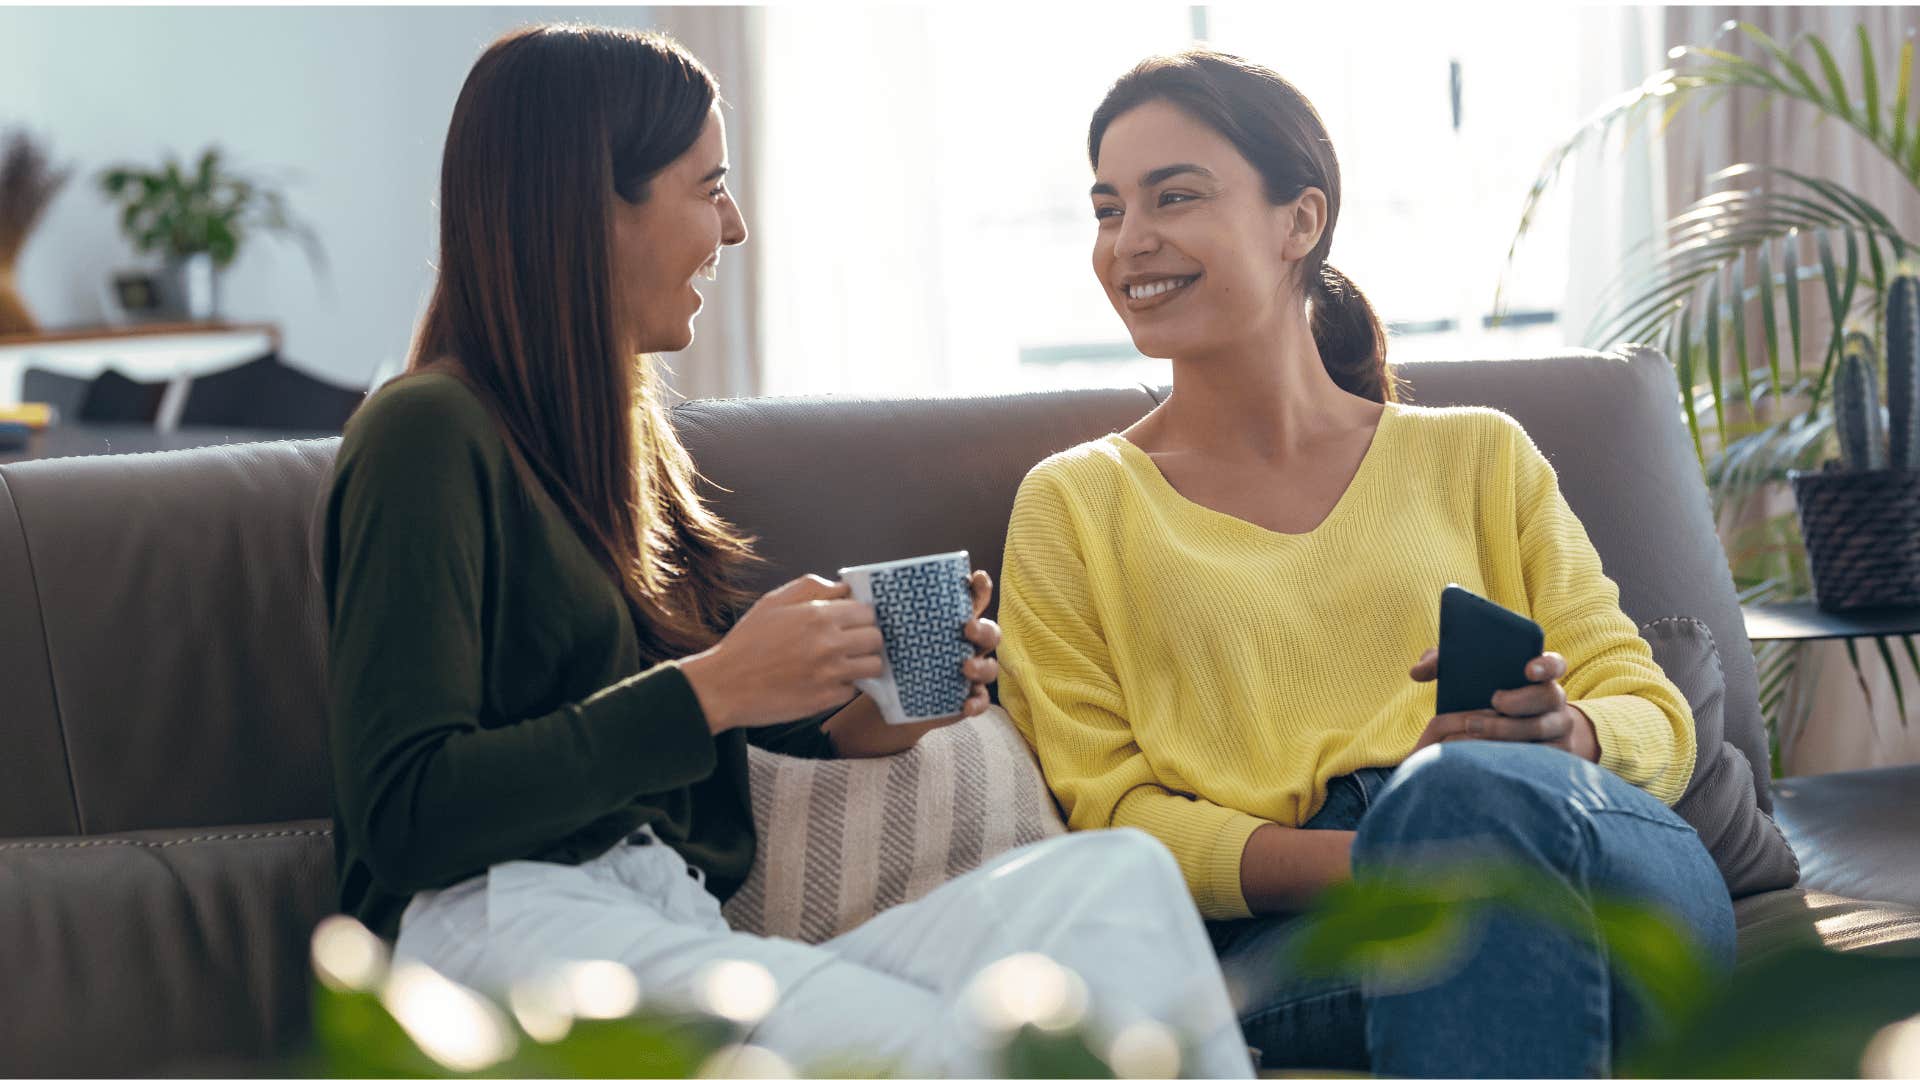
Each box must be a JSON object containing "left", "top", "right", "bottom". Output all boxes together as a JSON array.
[{"left": 870, "top": 554, "right": 975, "bottom": 718}]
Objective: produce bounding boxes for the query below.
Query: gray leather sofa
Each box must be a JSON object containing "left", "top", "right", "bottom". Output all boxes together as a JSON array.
[{"left": 3, "top": 348, "right": 1917, "bottom": 1076}]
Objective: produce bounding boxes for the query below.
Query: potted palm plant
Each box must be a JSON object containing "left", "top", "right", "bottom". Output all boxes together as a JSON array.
[
  {"left": 1504, "top": 19, "right": 1920, "bottom": 742},
  {"left": 98, "top": 145, "right": 323, "bottom": 321}
]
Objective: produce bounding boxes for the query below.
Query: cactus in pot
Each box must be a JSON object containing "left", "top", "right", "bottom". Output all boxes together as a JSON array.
[
  {"left": 1833, "top": 331, "right": 1886, "bottom": 471},
  {"left": 1827, "top": 268, "right": 1920, "bottom": 474},
  {"left": 1887, "top": 272, "right": 1920, "bottom": 471}
]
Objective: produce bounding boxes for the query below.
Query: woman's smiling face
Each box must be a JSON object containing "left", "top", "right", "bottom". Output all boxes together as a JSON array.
[
  {"left": 1090, "top": 99, "right": 1313, "bottom": 361},
  {"left": 611, "top": 103, "right": 748, "bottom": 355}
]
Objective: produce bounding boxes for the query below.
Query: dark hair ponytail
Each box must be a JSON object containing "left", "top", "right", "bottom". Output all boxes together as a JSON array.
[
  {"left": 1090, "top": 48, "right": 1397, "bottom": 403},
  {"left": 1312, "top": 264, "right": 1397, "bottom": 402}
]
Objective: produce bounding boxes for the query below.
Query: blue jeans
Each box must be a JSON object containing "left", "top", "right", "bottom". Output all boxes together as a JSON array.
[{"left": 1207, "top": 741, "right": 1735, "bottom": 1078}]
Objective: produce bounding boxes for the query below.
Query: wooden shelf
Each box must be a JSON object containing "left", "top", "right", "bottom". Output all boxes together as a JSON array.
[{"left": 0, "top": 321, "right": 281, "bottom": 349}]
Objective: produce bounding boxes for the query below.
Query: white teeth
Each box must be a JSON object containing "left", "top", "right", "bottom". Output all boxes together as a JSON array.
[{"left": 1127, "top": 276, "right": 1193, "bottom": 300}]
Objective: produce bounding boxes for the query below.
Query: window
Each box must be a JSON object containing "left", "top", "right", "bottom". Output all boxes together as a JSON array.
[{"left": 756, "top": 6, "right": 1586, "bottom": 396}]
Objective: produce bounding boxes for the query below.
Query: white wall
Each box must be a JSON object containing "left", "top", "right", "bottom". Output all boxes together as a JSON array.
[{"left": 1, "top": 6, "right": 654, "bottom": 388}]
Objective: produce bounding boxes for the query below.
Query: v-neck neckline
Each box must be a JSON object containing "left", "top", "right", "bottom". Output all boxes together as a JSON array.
[{"left": 1107, "top": 403, "right": 1399, "bottom": 541}]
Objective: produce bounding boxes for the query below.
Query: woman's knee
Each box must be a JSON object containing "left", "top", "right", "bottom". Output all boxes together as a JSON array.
[{"left": 1355, "top": 742, "right": 1590, "bottom": 871}]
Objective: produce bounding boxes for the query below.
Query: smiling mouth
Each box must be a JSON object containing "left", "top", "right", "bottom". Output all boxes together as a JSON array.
[{"left": 1125, "top": 275, "right": 1199, "bottom": 302}]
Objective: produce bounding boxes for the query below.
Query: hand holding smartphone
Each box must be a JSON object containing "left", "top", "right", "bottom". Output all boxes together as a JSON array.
[{"left": 1434, "top": 584, "right": 1544, "bottom": 714}]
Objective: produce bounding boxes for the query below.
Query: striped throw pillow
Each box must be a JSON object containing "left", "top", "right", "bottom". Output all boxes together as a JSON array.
[{"left": 722, "top": 705, "right": 1067, "bottom": 943}]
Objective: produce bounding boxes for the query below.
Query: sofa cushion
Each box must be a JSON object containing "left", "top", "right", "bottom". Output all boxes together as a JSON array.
[
  {"left": 1772, "top": 764, "right": 1920, "bottom": 909},
  {"left": 0, "top": 821, "right": 336, "bottom": 1076},
  {"left": 723, "top": 706, "right": 1065, "bottom": 942},
  {"left": 1641, "top": 616, "right": 1800, "bottom": 897}
]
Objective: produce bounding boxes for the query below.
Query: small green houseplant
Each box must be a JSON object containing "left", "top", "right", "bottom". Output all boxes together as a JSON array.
[{"left": 98, "top": 145, "right": 323, "bottom": 320}]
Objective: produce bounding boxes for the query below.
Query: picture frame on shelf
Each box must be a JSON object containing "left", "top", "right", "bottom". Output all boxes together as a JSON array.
[{"left": 105, "top": 269, "right": 169, "bottom": 325}]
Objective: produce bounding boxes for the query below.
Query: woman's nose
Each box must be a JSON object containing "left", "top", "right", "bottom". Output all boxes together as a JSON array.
[
  {"left": 722, "top": 195, "right": 748, "bottom": 246},
  {"left": 1115, "top": 213, "right": 1158, "bottom": 258}
]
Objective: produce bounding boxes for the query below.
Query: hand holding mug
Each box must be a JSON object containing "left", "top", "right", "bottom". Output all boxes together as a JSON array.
[
  {"left": 839, "top": 551, "right": 983, "bottom": 725},
  {"left": 960, "top": 568, "right": 1002, "bottom": 718},
  {"left": 682, "top": 574, "right": 883, "bottom": 733}
]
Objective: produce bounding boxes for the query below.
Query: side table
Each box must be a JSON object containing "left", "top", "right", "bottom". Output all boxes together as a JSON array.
[{"left": 1742, "top": 601, "right": 1920, "bottom": 644}]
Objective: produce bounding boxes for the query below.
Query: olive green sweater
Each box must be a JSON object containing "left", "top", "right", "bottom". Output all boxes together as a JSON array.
[{"left": 322, "top": 373, "right": 831, "bottom": 939}]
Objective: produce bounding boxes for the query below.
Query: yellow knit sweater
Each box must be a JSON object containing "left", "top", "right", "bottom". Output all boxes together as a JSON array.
[{"left": 997, "top": 402, "right": 1697, "bottom": 920}]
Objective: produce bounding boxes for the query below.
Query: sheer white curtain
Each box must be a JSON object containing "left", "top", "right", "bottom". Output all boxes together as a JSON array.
[
  {"left": 1661, "top": 7, "right": 1920, "bottom": 773},
  {"left": 1560, "top": 5, "right": 1669, "bottom": 347},
  {"left": 648, "top": 5, "right": 765, "bottom": 400}
]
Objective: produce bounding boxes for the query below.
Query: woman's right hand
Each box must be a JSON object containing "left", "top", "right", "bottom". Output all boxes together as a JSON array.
[{"left": 680, "top": 574, "right": 884, "bottom": 733}]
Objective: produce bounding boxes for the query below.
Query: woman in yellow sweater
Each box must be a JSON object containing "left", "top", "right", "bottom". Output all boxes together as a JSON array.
[{"left": 998, "top": 48, "right": 1735, "bottom": 1077}]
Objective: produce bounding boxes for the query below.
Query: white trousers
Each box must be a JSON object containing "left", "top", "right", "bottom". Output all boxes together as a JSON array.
[{"left": 393, "top": 827, "right": 1253, "bottom": 1078}]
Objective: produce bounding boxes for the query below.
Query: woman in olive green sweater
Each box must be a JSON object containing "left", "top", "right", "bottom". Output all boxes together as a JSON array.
[{"left": 322, "top": 24, "right": 1251, "bottom": 1077}]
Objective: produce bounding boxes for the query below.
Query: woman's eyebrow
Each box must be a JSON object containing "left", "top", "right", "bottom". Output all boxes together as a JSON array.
[
  {"left": 699, "top": 164, "right": 729, "bottom": 183},
  {"left": 1089, "top": 163, "right": 1216, "bottom": 197},
  {"left": 1142, "top": 163, "right": 1213, "bottom": 187}
]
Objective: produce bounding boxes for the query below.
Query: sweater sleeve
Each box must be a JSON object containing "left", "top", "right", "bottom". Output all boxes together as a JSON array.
[
  {"left": 998, "top": 469, "right": 1267, "bottom": 920},
  {"left": 1504, "top": 417, "right": 1697, "bottom": 804},
  {"left": 324, "top": 384, "right": 719, "bottom": 893}
]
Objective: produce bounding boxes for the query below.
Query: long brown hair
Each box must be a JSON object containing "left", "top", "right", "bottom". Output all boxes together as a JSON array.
[
  {"left": 1089, "top": 49, "right": 1399, "bottom": 403},
  {"left": 405, "top": 24, "right": 757, "bottom": 656}
]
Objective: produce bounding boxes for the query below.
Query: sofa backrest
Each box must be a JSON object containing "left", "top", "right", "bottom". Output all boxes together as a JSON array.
[
  {"left": 0, "top": 346, "right": 1769, "bottom": 840},
  {"left": 0, "top": 441, "right": 341, "bottom": 837}
]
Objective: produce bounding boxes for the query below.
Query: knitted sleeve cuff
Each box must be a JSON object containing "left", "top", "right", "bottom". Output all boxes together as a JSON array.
[{"left": 1574, "top": 694, "right": 1695, "bottom": 805}]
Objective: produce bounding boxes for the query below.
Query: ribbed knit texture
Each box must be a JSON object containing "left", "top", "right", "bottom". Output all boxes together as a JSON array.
[{"left": 997, "top": 402, "right": 1697, "bottom": 920}]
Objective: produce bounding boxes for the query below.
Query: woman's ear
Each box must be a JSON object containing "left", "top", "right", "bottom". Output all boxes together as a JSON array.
[{"left": 1281, "top": 188, "right": 1328, "bottom": 262}]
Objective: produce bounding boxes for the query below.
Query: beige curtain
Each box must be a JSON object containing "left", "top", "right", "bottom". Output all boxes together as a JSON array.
[
  {"left": 646, "top": 5, "right": 764, "bottom": 400},
  {"left": 1663, "top": 6, "right": 1920, "bottom": 774}
]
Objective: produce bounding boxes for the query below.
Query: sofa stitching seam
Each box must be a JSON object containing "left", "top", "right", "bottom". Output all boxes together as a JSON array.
[
  {"left": 0, "top": 469, "right": 85, "bottom": 834},
  {"left": 0, "top": 827, "right": 333, "bottom": 851}
]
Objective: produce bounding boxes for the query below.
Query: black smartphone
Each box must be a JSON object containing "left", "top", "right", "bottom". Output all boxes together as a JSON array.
[{"left": 1435, "top": 584, "right": 1545, "bottom": 715}]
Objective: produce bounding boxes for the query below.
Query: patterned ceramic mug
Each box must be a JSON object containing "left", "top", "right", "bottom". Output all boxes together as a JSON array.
[{"left": 837, "top": 550, "right": 975, "bottom": 725}]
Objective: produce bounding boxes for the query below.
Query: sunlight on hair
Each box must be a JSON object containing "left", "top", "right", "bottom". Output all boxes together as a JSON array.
[
  {"left": 697, "top": 960, "right": 780, "bottom": 1025},
  {"left": 380, "top": 962, "right": 517, "bottom": 1072},
  {"left": 1107, "top": 1019, "right": 1182, "bottom": 1079},
  {"left": 696, "top": 1044, "right": 797, "bottom": 1079},
  {"left": 309, "top": 915, "right": 388, "bottom": 993},
  {"left": 964, "top": 952, "right": 1090, "bottom": 1033},
  {"left": 1862, "top": 1013, "right": 1920, "bottom": 1079}
]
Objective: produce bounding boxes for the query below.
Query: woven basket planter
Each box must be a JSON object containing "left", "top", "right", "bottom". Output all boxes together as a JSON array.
[{"left": 1789, "top": 466, "right": 1920, "bottom": 612}]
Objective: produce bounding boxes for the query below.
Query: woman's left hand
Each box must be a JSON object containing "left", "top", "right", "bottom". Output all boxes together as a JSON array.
[
  {"left": 960, "top": 569, "right": 1002, "bottom": 718},
  {"left": 825, "top": 570, "right": 1000, "bottom": 757},
  {"left": 1408, "top": 649, "right": 1600, "bottom": 762}
]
